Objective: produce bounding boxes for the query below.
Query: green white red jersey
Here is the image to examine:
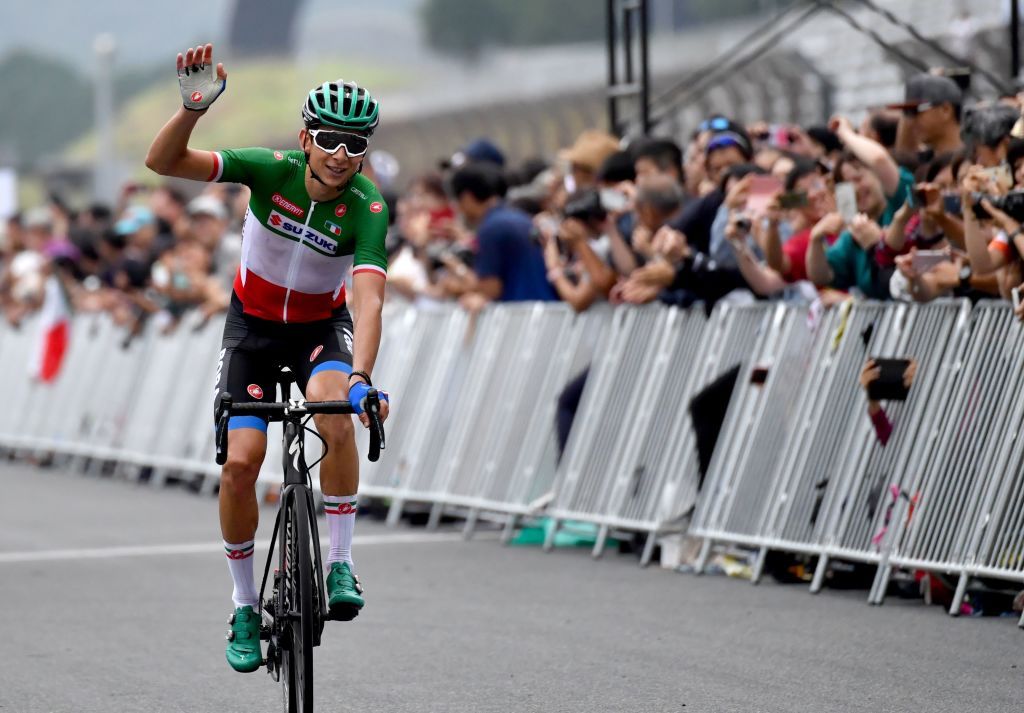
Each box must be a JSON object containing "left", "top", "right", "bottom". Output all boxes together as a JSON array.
[{"left": 208, "top": 147, "right": 388, "bottom": 323}]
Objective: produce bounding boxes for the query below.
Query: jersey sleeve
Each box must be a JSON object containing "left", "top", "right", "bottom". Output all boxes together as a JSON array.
[
  {"left": 209, "top": 147, "right": 282, "bottom": 187},
  {"left": 352, "top": 197, "right": 389, "bottom": 278}
]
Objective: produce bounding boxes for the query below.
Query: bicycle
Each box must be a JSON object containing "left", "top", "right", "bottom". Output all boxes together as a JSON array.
[{"left": 214, "top": 367, "right": 385, "bottom": 713}]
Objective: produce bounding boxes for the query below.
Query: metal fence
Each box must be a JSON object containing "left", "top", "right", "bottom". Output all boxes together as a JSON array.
[{"left": 3, "top": 298, "right": 1024, "bottom": 619}]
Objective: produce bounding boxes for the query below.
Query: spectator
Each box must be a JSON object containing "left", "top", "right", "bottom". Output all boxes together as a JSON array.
[
  {"left": 186, "top": 194, "right": 239, "bottom": 288},
  {"left": 559, "top": 129, "right": 621, "bottom": 192},
  {"left": 632, "top": 138, "right": 684, "bottom": 186},
  {"left": 890, "top": 73, "right": 964, "bottom": 158},
  {"left": 540, "top": 189, "right": 617, "bottom": 312},
  {"left": 806, "top": 115, "right": 914, "bottom": 299},
  {"left": 669, "top": 121, "right": 753, "bottom": 255},
  {"left": 445, "top": 137, "right": 506, "bottom": 170},
  {"left": 449, "top": 162, "right": 557, "bottom": 311}
]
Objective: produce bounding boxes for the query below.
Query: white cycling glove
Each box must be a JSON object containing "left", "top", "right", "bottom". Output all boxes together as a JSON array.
[{"left": 178, "top": 54, "right": 225, "bottom": 111}]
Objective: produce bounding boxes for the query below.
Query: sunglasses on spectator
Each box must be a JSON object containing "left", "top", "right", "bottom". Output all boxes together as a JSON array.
[
  {"left": 699, "top": 117, "right": 731, "bottom": 132},
  {"left": 901, "top": 102, "right": 934, "bottom": 117},
  {"left": 308, "top": 129, "right": 369, "bottom": 157}
]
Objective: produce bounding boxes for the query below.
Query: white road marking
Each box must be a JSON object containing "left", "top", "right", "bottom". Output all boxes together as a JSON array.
[{"left": 0, "top": 531, "right": 485, "bottom": 564}]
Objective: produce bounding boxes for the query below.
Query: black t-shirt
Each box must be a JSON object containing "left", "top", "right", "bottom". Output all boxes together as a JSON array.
[{"left": 668, "top": 190, "right": 723, "bottom": 256}]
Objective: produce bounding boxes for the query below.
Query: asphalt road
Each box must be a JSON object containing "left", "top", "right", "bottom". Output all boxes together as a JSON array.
[{"left": 1, "top": 462, "right": 1021, "bottom": 713}]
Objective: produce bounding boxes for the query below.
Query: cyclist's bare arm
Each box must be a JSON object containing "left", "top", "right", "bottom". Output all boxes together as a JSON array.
[{"left": 145, "top": 43, "right": 227, "bottom": 180}]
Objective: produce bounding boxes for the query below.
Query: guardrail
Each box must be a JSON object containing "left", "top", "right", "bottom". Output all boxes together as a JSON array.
[{"left": 1, "top": 298, "right": 1023, "bottom": 620}]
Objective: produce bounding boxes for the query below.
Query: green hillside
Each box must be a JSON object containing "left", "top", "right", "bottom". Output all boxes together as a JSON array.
[{"left": 66, "top": 58, "right": 408, "bottom": 178}]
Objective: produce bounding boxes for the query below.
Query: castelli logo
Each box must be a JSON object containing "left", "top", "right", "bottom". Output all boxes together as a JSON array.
[
  {"left": 227, "top": 549, "right": 248, "bottom": 560},
  {"left": 191, "top": 91, "right": 203, "bottom": 103},
  {"left": 271, "top": 193, "right": 305, "bottom": 218},
  {"left": 309, "top": 345, "right": 324, "bottom": 362},
  {"left": 247, "top": 384, "right": 264, "bottom": 399},
  {"left": 274, "top": 151, "right": 284, "bottom": 160},
  {"left": 335, "top": 204, "right": 347, "bottom": 218},
  {"left": 369, "top": 202, "right": 383, "bottom": 214}
]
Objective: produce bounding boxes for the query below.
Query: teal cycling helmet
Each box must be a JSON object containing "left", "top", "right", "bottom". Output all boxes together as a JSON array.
[{"left": 302, "top": 79, "right": 380, "bottom": 135}]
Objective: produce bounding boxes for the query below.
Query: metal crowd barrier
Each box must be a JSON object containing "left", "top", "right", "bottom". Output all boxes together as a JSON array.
[
  {"left": 544, "top": 301, "right": 774, "bottom": 564},
  {"left": 6, "top": 297, "right": 1024, "bottom": 620}
]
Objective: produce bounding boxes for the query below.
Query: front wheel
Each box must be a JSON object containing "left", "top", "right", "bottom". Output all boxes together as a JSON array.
[{"left": 280, "top": 491, "right": 315, "bottom": 713}]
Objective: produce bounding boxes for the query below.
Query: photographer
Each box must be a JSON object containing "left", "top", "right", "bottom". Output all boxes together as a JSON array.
[
  {"left": 960, "top": 164, "right": 1024, "bottom": 298},
  {"left": 860, "top": 358, "right": 918, "bottom": 446},
  {"left": 539, "top": 189, "right": 617, "bottom": 313}
]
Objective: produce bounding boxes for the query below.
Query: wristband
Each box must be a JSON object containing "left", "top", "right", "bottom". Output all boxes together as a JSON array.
[{"left": 349, "top": 370, "right": 372, "bottom": 386}]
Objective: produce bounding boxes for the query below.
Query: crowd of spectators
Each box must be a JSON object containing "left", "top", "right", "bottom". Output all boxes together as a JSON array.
[
  {"left": 385, "top": 70, "right": 1024, "bottom": 326},
  {"left": 8, "top": 66, "right": 1024, "bottom": 336}
]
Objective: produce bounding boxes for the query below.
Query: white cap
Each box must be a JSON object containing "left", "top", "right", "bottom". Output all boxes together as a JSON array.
[{"left": 187, "top": 195, "right": 228, "bottom": 220}]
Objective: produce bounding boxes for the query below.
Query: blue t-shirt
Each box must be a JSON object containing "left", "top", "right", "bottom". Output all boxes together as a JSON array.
[{"left": 474, "top": 204, "right": 558, "bottom": 302}]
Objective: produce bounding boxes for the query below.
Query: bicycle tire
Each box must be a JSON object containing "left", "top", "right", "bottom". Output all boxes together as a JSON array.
[{"left": 280, "top": 492, "right": 315, "bottom": 713}]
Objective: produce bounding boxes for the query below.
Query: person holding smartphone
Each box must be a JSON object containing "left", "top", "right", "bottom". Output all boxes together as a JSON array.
[
  {"left": 805, "top": 116, "right": 915, "bottom": 298},
  {"left": 860, "top": 358, "right": 917, "bottom": 446}
]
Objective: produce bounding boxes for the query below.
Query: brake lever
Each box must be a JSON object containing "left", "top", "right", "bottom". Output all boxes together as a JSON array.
[{"left": 365, "top": 389, "right": 385, "bottom": 463}]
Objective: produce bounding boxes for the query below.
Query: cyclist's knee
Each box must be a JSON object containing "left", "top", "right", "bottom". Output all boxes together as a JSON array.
[
  {"left": 314, "top": 413, "right": 355, "bottom": 447},
  {"left": 221, "top": 449, "right": 264, "bottom": 496}
]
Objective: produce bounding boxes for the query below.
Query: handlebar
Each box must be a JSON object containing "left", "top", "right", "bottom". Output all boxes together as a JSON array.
[{"left": 215, "top": 391, "right": 385, "bottom": 466}]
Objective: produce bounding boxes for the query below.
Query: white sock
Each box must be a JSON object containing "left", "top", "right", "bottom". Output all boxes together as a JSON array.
[
  {"left": 324, "top": 495, "right": 357, "bottom": 569},
  {"left": 224, "top": 539, "right": 259, "bottom": 609}
]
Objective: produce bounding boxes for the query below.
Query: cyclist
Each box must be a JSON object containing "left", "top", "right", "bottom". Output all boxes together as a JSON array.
[{"left": 146, "top": 43, "right": 391, "bottom": 673}]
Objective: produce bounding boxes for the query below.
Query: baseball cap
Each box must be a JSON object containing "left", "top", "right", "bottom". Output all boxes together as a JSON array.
[
  {"left": 704, "top": 120, "right": 753, "bottom": 159},
  {"left": 446, "top": 138, "right": 506, "bottom": 169},
  {"left": 886, "top": 73, "right": 963, "bottom": 112},
  {"left": 187, "top": 195, "right": 229, "bottom": 220},
  {"left": 560, "top": 129, "right": 621, "bottom": 174}
]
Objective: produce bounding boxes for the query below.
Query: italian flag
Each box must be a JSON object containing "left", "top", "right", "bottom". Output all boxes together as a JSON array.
[
  {"left": 326, "top": 221, "right": 342, "bottom": 237},
  {"left": 30, "top": 274, "right": 71, "bottom": 384}
]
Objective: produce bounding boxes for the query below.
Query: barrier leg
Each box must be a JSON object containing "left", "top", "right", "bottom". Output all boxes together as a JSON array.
[
  {"left": 1018, "top": 608, "right": 1024, "bottom": 629},
  {"left": 462, "top": 509, "right": 480, "bottom": 539},
  {"left": 542, "top": 518, "right": 560, "bottom": 552},
  {"left": 426, "top": 503, "right": 443, "bottom": 531},
  {"left": 385, "top": 498, "right": 404, "bottom": 527},
  {"left": 501, "top": 515, "right": 519, "bottom": 545},
  {"left": 694, "top": 538, "right": 712, "bottom": 575},
  {"left": 591, "top": 525, "right": 609, "bottom": 559},
  {"left": 750, "top": 547, "right": 768, "bottom": 585},
  {"left": 639, "top": 532, "right": 657, "bottom": 567},
  {"left": 809, "top": 554, "right": 829, "bottom": 594},
  {"left": 869, "top": 563, "right": 892, "bottom": 606},
  {"left": 949, "top": 572, "right": 969, "bottom": 616}
]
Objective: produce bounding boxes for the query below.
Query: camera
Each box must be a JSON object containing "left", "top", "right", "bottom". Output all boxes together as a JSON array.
[
  {"left": 970, "top": 191, "right": 1024, "bottom": 222},
  {"left": 563, "top": 189, "right": 607, "bottom": 223},
  {"left": 425, "top": 242, "right": 474, "bottom": 271}
]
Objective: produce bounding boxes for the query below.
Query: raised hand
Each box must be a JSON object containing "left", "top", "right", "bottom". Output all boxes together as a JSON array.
[{"left": 177, "top": 43, "right": 228, "bottom": 111}]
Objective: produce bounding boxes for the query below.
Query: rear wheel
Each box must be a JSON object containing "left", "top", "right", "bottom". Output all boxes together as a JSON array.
[{"left": 279, "top": 492, "right": 315, "bottom": 713}]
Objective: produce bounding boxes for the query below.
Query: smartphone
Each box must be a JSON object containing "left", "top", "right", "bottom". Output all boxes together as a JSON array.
[
  {"left": 778, "top": 191, "right": 809, "bottom": 209},
  {"left": 867, "top": 357, "right": 912, "bottom": 401},
  {"left": 942, "top": 193, "right": 962, "bottom": 215},
  {"left": 835, "top": 182, "right": 858, "bottom": 223},
  {"left": 768, "top": 124, "right": 792, "bottom": 149},
  {"left": 910, "top": 250, "right": 950, "bottom": 274},
  {"left": 746, "top": 174, "right": 784, "bottom": 215},
  {"left": 750, "top": 365, "right": 769, "bottom": 385}
]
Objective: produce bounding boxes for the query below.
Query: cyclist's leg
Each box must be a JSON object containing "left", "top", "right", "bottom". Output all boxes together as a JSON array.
[
  {"left": 292, "top": 310, "right": 363, "bottom": 617},
  {"left": 214, "top": 306, "right": 275, "bottom": 608}
]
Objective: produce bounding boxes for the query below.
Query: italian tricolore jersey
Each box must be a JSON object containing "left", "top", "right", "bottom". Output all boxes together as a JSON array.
[{"left": 208, "top": 147, "right": 388, "bottom": 323}]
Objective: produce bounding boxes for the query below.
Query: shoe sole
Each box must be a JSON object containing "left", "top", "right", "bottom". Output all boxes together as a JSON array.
[{"left": 327, "top": 600, "right": 362, "bottom": 622}]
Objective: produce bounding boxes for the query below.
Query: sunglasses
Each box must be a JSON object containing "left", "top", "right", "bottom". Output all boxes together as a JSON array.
[
  {"left": 308, "top": 129, "right": 369, "bottom": 157},
  {"left": 902, "top": 102, "right": 934, "bottom": 117},
  {"left": 699, "top": 117, "right": 731, "bottom": 132}
]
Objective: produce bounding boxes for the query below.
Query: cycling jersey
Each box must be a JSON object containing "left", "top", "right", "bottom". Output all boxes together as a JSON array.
[{"left": 208, "top": 147, "right": 388, "bottom": 323}]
